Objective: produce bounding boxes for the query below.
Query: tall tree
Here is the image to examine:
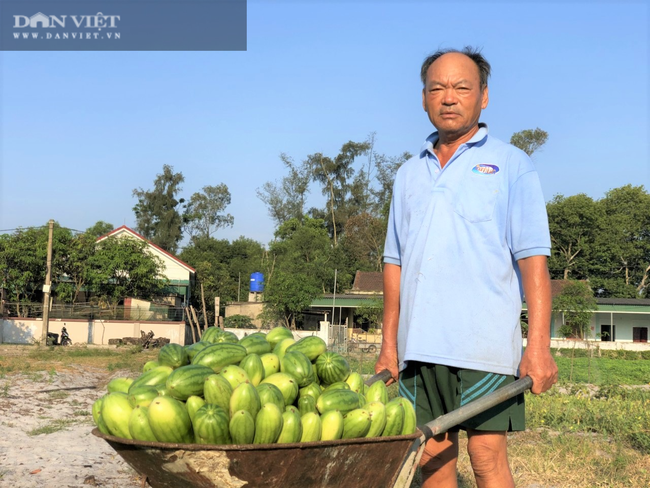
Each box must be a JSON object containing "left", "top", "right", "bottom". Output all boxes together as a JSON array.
[
  {"left": 342, "top": 212, "right": 387, "bottom": 272},
  {"left": 307, "top": 140, "right": 370, "bottom": 246},
  {"left": 184, "top": 184, "right": 235, "bottom": 240},
  {"left": 552, "top": 281, "right": 597, "bottom": 339},
  {"left": 546, "top": 194, "right": 600, "bottom": 280},
  {"left": 256, "top": 154, "right": 311, "bottom": 228},
  {"left": 510, "top": 128, "right": 549, "bottom": 157},
  {"left": 132, "top": 165, "right": 186, "bottom": 253},
  {"left": 85, "top": 221, "right": 114, "bottom": 239},
  {"left": 263, "top": 217, "right": 332, "bottom": 328},
  {"left": 594, "top": 185, "right": 650, "bottom": 297}
]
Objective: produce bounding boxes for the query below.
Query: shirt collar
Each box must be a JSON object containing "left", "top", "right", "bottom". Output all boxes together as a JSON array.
[{"left": 420, "top": 122, "right": 489, "bottom": 158}]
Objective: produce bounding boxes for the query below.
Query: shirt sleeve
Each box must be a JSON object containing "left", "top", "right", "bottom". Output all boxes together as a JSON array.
[
  {"left": 507, "top": 168, "right": 551, "bottom": 261},
  {"left": 383, "top": 176, "right": 402, "bottom": 266}
]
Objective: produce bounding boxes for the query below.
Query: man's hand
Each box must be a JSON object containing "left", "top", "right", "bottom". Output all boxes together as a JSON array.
[
  {"left": 375, "top": 345, "right": 399, "bottom": 386},
  {"left": 519, "top": 346, "right": 558, "bottom": 394}
]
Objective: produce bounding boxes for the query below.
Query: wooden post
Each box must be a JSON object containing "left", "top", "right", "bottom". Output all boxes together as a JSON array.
[
  {"left": 185, "top": 307, "right": 197, "bottom": 344},
  {"left": 200, "top": 283, "right": 208, "bottom": 332},
  {"left": 41, "top": 220, "right": 54, "bottom": 345},
  {"left": 214, "top": 297, "right": 221, "bottom": 328},
  {"left": 190, "top": 306, "right": 202, "bottom": 339}
]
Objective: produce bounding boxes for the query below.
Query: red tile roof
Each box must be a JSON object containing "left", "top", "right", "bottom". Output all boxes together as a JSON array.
[{"left": 351, "top": 271, "right": 383, "bottom": 294}]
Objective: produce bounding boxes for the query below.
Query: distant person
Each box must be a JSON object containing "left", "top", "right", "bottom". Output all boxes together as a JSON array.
[{"left": 376, "top": 47, "right": 558, "bottom": 488}]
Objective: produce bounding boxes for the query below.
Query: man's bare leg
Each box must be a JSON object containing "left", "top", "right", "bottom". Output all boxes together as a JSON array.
[
  {"left": 420, "top": 431, "right": 459, "bottom": 488},
  {"left": 466, "top": 430, "right": 514, "bottom": 488}
]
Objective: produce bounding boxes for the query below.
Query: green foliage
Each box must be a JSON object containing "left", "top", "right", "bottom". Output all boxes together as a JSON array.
[
  {"left": 355, "top": 298, "right": 383, "bottom": 329},
  {"left": 552, "top": 281, "right": 597, "bottom": 338},
  {"left": 184, "top": 184, "right": 234, "bottom": 239},
  {"left": 509, "top": 127, "right": 549, "bottom": 157},
  {"left": 89, "top": 235, "right": 168, "bottom": 309},
  {"left": 552, "top": 352, "right": 650, "bottom": 385},
  {"left": 223, "top": 314, "right": 256, "bottom": 329},
  {"left": 132, "top": 164, "right": 186, "bottom": 253}
]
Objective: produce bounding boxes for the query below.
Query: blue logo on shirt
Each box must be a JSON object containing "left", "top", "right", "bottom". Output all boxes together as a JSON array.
[{"left": 472, "top": 164, "right": 499, "bottom": 175}]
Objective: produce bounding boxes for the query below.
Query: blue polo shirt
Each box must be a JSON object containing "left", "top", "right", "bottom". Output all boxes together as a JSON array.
[{"left": 384, "top": 124, "right": 551, "bottom": 376}]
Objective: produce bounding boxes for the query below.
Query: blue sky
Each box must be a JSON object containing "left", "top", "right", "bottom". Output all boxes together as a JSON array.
[{"left": 1, "top": 1, "right": 648, "bottom": 248}]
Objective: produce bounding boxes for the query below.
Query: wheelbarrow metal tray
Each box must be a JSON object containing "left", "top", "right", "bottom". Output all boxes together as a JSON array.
[{"left": 92, "top": 428, "right": 422, "bottom": 488}]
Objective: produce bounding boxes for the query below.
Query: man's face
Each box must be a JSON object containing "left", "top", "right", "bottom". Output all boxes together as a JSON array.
[{"left": 422, "top": 53, "right": 489, "bottom": 139}]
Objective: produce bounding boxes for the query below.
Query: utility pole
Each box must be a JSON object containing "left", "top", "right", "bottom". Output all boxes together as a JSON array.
[{"left": 41, "top": 220, "right": 54, "bottom": 345}]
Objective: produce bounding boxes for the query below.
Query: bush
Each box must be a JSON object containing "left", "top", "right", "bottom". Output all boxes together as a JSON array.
[{"left": 223, "top": 314, "right": 256, "bottom": 329}]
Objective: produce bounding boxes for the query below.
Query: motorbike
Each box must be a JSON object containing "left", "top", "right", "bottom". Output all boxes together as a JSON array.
[{"left": 47, "top": 326, "right": 71, "bottom": 346}]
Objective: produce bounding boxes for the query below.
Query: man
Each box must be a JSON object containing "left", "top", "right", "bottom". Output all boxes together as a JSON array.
[{"left": 375, "top": 47, "right": 558, "bottom": 488}]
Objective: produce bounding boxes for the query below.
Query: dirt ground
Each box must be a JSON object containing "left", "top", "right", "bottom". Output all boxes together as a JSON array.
[{"left": 0, "top": 365, "right": 145, "bottom": 488}]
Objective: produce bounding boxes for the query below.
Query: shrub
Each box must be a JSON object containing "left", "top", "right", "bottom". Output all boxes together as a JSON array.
[{"left": 223, "top": 314, "right": 256, "bottom": 329}]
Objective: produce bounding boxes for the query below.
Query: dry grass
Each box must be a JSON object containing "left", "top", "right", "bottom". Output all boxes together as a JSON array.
[
  {"left": 0, "top": 344, "right": 158, "bottom": 376},
  {"left": 410, "top": 430, "right": 650, "bottom": 488}
]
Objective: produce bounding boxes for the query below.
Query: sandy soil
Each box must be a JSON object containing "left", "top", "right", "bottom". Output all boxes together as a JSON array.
[{"left": 0, "top": 366, "right": 145, "bottom": 488}]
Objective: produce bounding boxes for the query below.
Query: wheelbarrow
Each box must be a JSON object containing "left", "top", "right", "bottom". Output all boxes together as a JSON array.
[{"left": 92, "top": 370, "right": 532, "bottom": 488}]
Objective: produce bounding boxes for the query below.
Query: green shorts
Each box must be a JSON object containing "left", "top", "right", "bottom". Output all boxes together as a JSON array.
[{"left": 398, "top": 361, "right": 525, "bottom": 432}]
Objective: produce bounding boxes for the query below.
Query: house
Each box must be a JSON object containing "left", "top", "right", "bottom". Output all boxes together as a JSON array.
[
  {"left": 310, "top": 273, "right": 650, "bottom": 347},
  {"left": 96, "top": 226, "right": 196, "bottom": 310}
]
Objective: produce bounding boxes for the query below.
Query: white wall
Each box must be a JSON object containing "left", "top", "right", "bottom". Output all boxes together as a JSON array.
[{"left": 1, "top": 318, "right": 189, "bottom": 346}]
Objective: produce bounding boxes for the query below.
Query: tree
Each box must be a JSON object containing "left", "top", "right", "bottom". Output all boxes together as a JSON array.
[
  {"left": 263, "top": 217, "right": 332, "bottom": 328},
  {"left": 85, "top": 221, "right": 114, "bottom": 239},
  {"left": 594, "top": 185, "right": 650, "bottom": 297},
  {"left": 355, "top": 298, "right": 383, "bottom": 331},
  {"left": 510, "top": 128, "right": 548, "bottom": 157},
  {"left": 256, "top": 154, "right": 311, "bottom": 228},
  {"left": 307, "top": 141, "right": 370, "bottom": 246},
  {"left": 546, "top": 194, "right": 600, "bottom": 280},
  {"left": 342, "top": 213, "right": 387, "bottom": 272},
  {"left": 54, "top": 232, "right": 96, "bottom": 304},
  {"left": 184, "top": 184, "right": 235, "bottom": 240},
  {"left": 0, "top": 223, "right": 72, "bottom": 315},
  {"left": 552, "top": 281, "right": 597, "bottom": 339},
  {"left": 89, "top": 236, "right": 168, "bottom": 313},
  {"left": 132, "top": 165, "right": 186, "bottom": 253}
]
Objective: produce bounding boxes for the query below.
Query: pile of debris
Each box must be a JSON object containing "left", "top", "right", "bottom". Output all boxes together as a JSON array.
[{"left": 108, "top": 330, "right": 170, "bottom": 348}]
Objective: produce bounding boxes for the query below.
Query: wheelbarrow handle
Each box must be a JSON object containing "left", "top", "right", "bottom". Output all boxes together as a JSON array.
[
  {"left": 365, "top": 369, "right": 394, "bottom": 386},
  {"left": 366, "top": 370, "right": 533, "bottom": 440},
  {"left": 419, "top": 375, "right": 533, "bottom": 440}
]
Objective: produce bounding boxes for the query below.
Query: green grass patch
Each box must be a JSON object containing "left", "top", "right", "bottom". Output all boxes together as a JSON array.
[
  {"left": 554, "top": 355, "right": 650, "bottom": 385},
  {"left": 527, "top": 386, "right": 650, "bottom": 454},
  {"left": 27, "top": 419, "right": 75, "bottom": 436}
]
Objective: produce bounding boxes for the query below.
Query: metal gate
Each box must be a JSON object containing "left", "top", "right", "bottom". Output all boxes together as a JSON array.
[{"left": 328, "top": 323, "right": 348, "bottom": 354}]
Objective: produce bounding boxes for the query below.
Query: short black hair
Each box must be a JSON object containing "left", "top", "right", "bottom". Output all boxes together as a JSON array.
[{"left": 420, "top": 46, "right": 491, "bottom": 88}]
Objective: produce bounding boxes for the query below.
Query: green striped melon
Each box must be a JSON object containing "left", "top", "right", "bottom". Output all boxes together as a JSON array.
[
  {"left": 204, "top": 374, "right": 233, "bottom": 414},
  {"left": 300, "top": 412, "right": 321, "bottom": 442},
  {"left": 342, "top": 408, "right": 372, "bottom": 439},
  {"left": 194, "top": 404, "right": 231, "bottom": 445},
  {"left": 345, "top": 372, "right": 364, "bottom": 394},
  {"left": 316, "top": 389, "right": 360, "bottom": 416},
  {"left": 165, "top": 364, "right": 214, "bottom": 401},
  {"left": 184, "top": 341, "right": 212, "bottom": 362},
  {"left": 127, "top": 385, "right": 159, "bottom": 408},
  {"left": 220, "top": 365, "right": 250, "bottom": 390},
  {"left": 186, "top": 395, "right": 206, "bottom": 425},
  {"left": 128, "top": 366, "right": 173, "bottom": 393},
  {"left": 261, "top": 373, "right": 299, "bottom": 406},
  {"left": 148, "top": 396, "right": 193, "bottom": 444},
  {"left": 260, "top": 353, "right": 281, "bottom": 378},
  {"left": 239, "top": 334, "right": 272, "bottom": 355},
  {"left": 158, "top": 343, "right": 189, "bottom": 369},
  {"left": 365, "top": 401, "right": 387, "bottom": 438},
  {"left": 281, "top": 350, "right": 314, "bottom": 388},
  {"left": 107, "top": 377, "right": 133, "bottom": 394},
  {"left": 365, "top": 379, "right": 389, "bottom": 404},
  {"left": 128, "top": 405, "right": 157, "bottom": 442},
  {"left": 253, "top": 403, "right": 283, "bottom": 444},
  {"left": 256, "top": 382, "right": 285, "bottom": 411},
  {"left": 142, "top": 360, "right": 160, "bottom": 373},
  {"left": 229, "top": 410, "right": 255, "bottom": 445},
  {"left": 315, "top": 352, "right": 351, "bottom": 385},
  {"left": 286, "top": 336, "right": 327, "bottom": 361},
  {"left": 192, "top": 343, "right": 247, "bottom": 373},
  {"left": 265, "top": 327, "right": 294, "bottom": 349},
  {"left": 102, "top": 392, "right": 133, "bottom": 439},
  {"left": 277, "top": 409, "right": 302, "bottom": 444},
  {"left": 239, "top": 353, "right": 265, "bottom": 386},
  {"left": 272, "top": 338, "right": 295, "bottom": 360},
  {"left": 320, "top": 410, "right": 344, "bottom": 441},
  {"left": 382, "top": 398, "right": 405, "bottom": 437},
  {"left": 230, "top": 382, "right": 261, "bottom": 419}
]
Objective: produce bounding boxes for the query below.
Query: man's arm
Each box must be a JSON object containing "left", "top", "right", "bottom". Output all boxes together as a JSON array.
[
  {"left": 375, "top": 263, "right": 401, "bottom": 385},
  {"left": 517, "top": 255, "right": 558, "bottom": 394}
]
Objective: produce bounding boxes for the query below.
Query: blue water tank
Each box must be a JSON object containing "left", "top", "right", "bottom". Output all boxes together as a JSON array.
[{"left": 250, "top": 272, "right": 264, "bottom": 292}]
